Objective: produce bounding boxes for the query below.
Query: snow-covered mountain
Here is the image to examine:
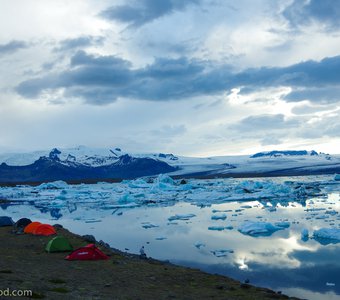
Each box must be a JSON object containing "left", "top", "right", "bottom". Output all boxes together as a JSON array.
[
  {"left": 0, "top": 147, "right": 177, "bottom": 183},
  {"left": 0, "top": 146, "right": 339, "bottom": 183}
]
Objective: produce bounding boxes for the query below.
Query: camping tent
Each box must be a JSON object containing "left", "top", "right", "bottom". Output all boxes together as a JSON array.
[
  {"left": 33, "top": 224, "right": 56, "bottom": 236},
  {"left": 0, "top": 216, "right": 14, "bottom": 227},
  {"left": 15, "top": 218, "right": 32, "bottom": 228},
  {"left": 46, "top": 236, "right": 73, "bottom": 253},
  {"left": 65, "top": 244, "right": 109, "bottom": 260},
  {"left": 24, "top": 222, "right": 41, "bottom": 234}
]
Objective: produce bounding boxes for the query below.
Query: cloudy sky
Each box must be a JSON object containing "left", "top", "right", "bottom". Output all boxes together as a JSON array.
[{"left": 0, "top": 0, "right": 339, "bottom": 156}]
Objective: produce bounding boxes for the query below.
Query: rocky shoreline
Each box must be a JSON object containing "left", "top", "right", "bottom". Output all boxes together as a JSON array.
[{"left": 0, "top": 225, "right": 301, "bottom": 299}]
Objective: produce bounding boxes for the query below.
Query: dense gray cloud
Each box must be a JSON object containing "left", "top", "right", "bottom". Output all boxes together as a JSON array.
[
  {"left": 16, "top": 51, "right": 340, "bottom": 105},
  {"left": 100, "top": 0, "right": 200, "bottom": 27},
  {"left": 151, "top": 124, "right": 187, "bottom": 137},
  {"left": 0, "top": 40, "right": 28, "bottom": 55},
  {"left": 54, "top": 36, "right": 104, "bottom": 52},
  {"left": 235, "top": 55, "right": 340, "bottom": 88},
  {"left": 283, "top": 0, "right": 340, "bottom": 30},
  {"left": 297, "top": 115, "right": 340, "bottom": 139},
  {"left": 260, "top": 136, "right": 282, "bottom": 146},
  {"left": 284, "top": 87, "right": 340, "bottom": 104},
  {"left": 229, "top": 114, "right": 300, "bottom": 132}
]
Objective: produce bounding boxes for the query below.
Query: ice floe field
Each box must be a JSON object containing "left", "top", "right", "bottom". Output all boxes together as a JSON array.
[{"left": 1, "top": 174, "right": 340, "bottom": 300}]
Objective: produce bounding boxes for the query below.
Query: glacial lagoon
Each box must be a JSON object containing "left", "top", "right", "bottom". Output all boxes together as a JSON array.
[{"left": 1, "top": 175, "right": 339, "bottom": 300}]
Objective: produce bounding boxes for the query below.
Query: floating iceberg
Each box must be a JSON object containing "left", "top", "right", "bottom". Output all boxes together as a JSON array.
[
  {"left": 313, "top": 228, "right": 340, "bottom": 244},
  {"left": 326, "top": 282, "right": 336, "bottom": 287},
  {"left": 334, "top": 174, "right": 340, "bottom": 181},
  {"left": 168, "top": 214, "right": 196, "bottom": 221},
  {"left": 194, "top": 242, "right": 205, "bottom": 249},
  {"left": 274, "top": 221, "right": 290, "bottom": 228},
  {"left": 211, "top": 249, "right": 234, "bottom": 257},
  {"left": 301, "top": 228, "right": 309, "bottom": 241},
  {"left": 151, "top": 174, "right": 175, "bottom": 191},
  {"left": 141, "top": 222, "right": 159, "bottom": 229},
  {"left": 212, "top": 209, "right": 232, "bottom": 213},
  {"left": 118, "top": 193, "right": 136, "bottom": 204},
  {"left": 36, "top": 180, "right": 68, "bottom": 190},
  {"left": 157, "top": 174, "right": 175, "bottom": 185},
  {"left": 211, "top": 213, "right": 227, "bottom": 220},
  {"left": 128, "top": 178, "right": 149, "bottom": 188},
  {"left": 208, "top": 226, "right": 225, "bottom": 231},
  {"left": 238, "top": 221, "right": 285, "bottom": 236}
]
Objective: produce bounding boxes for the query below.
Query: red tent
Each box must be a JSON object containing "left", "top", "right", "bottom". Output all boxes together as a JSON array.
[
  {"left": 65, "top": 244, "right": 109, "bottom": 261},
  {"left": 33, "top": 224, "right": 56, "bottom": 236}
]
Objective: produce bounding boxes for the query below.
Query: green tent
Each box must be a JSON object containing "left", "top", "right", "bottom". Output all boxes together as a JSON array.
[{"left": 45, "top": 236, "right": 73, "bottom": 253}]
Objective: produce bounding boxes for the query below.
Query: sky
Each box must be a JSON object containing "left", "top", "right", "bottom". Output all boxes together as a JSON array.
[{"left": 0, "top": 0, "right": 339, "bottom": 156}]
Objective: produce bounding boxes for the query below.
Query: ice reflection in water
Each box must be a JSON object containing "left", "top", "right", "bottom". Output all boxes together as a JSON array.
[{"left": 0, "top": 175, "right": 339, "bottom": 300}]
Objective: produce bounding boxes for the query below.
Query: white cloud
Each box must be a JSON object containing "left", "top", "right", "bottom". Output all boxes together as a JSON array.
[{"left": 1, "top": 0, "right": 340, "bottom": 155}]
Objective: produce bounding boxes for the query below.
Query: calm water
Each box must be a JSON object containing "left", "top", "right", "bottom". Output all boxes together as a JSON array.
[{"left": 1, "top": 175, "right": 339, "bottom": 300}]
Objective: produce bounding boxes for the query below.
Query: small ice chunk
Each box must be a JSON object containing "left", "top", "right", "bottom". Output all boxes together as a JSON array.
[
  {"left": 334, "top": 174, "right": 340, "bottom": 181},
  {"left": 85, "top": 219, "right": 102, "bottom": 223},
  {"left": 36, "top": 180, "right": 68, "bottom": 190},
  {"left": 118, "top": 193, "right": 135, "bottom": 204},
  {"left": 275, "top": 221, "right": 290, "bottom": 228},
  {"left": 211, "top": 249, "right": 234, "bottom": 257},
  {"left": 212, "top": 209, "right": 232, "bottom": 213},
  {"left": 208, "top": 226, "right": 225, "bottom": 231},
  {"left": 301, "top": 228, "right": 309, "bottom": 237},
  {"left": 267, "top": 207, "right": 277, "bottom": 212},
  {"left": 194, "top": 242, "right": 206, "bottom": 249},
  {"left": 128, "top": 178, "right": 149, "bottom": 188},
  {"left": 301, "top": 229, "right": 309, "bottom": 241},
  {"left": 326, "top": 282, "right": 336, "bottom": 286},
  {"left": 168, "top": 214, "right": 196, "bottom": 221},
  {"left": 238, "top": 221, "right": 285, "bottom": 236},
  {"left": 211, "top": 213, "right": 227, "bottom": 220},
  {"left": 141, "top": 222, "right": 159, "bottom": 229}
]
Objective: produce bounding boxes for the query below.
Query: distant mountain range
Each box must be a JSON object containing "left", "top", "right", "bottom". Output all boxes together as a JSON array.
[
  {"left": 0, "top": 147, "right": 339, "bottom": 183},
  {"left": 250, "top": 150, "right": 329, "bottom": 158}
]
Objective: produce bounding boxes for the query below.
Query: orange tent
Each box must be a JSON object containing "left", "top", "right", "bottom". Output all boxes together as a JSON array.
[
  {"left": 24, "top": 221, "right": 42, "bottom": 234},
  {"left": 33, "top": 224, "right": 56, "bottom": 236}
]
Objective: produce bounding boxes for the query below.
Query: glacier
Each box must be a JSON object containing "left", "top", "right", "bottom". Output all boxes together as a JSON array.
[{"left": 1, "top": 146, "right": 340, "bottom": 182}]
